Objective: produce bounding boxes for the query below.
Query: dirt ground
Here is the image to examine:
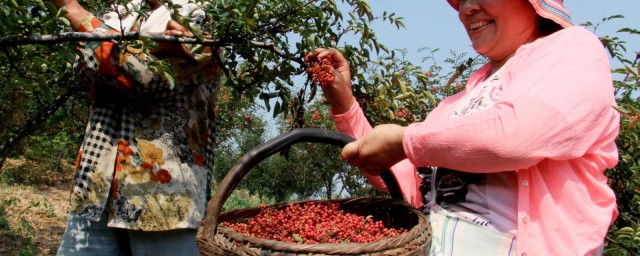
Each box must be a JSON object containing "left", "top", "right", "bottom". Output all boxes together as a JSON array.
[{"left": 0, "top": 158, "right": 73, "bottom": 256}]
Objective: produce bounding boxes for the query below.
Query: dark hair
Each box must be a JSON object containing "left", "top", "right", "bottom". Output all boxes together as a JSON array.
[{"left": 538, "top": 17, "right": 563, "bottom": 36}]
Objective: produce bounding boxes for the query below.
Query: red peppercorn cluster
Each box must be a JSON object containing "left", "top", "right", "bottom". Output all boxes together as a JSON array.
[
  {"left": 308, "top": 56, "right": 335, "bottom": 87},
  {"left": 223, "top": 202, "right": 407, "bottom": 244}
]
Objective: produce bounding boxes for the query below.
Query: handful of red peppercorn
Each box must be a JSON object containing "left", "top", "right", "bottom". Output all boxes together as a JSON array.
[{"left": 307, "top": 55, "right": 335, "bottom": 87}]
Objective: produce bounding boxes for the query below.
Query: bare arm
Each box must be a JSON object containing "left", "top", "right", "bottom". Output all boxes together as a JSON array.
[{"left": 51, "top": 0, "right": 90, "bottom": 31}]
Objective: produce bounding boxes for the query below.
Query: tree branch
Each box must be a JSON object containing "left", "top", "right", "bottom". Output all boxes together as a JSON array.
[
  {"left": 257, "top": 0, "right": 320, "bottom": 35},
  {"left": 0, "top": 32, "right": 217, "bottom": 46},
  {"left": 250, "top": 40, "right": 305, "bottom": 66},
  {"left": 0, "top": 32, "right": 303, "bottom": 64},
  {"left": 1, "top": 47, "right": 37, "bottom": 81}
]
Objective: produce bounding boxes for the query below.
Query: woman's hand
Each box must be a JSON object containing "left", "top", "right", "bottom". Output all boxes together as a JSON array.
[
  {"left": 340, "top": 124, "right": 408, "bottom": 176},
  {"left": 305, "top": 48, "right": 356, "bottom": 114},
  {"left": 153, "top": 20, "right": 197, "bottom": 62},
  {"left": 51, "top": 0, "right": 89, "bottom": 30}
]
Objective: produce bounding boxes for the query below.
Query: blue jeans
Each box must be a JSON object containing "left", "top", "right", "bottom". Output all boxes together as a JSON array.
[{"left": 56, "top": 211, "right": 200, "bottom": 256}]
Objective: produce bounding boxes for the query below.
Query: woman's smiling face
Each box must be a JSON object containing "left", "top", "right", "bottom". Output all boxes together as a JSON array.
[{"left": 458, "top": 0, "right": 540, "bottom": 65}]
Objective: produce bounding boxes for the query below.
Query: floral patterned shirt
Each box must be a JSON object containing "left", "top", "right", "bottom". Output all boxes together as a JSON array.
[{"left": 68, "top": 1, "right": 222, "bottom": 231}]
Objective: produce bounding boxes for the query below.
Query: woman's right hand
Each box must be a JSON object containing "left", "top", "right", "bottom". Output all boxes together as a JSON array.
[{"left": 305, "top": 48, "right": 356, "bottom": 114}]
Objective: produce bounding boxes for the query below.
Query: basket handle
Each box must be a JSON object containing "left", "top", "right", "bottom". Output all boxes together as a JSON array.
[{"left": 198, "top": 128, "right": 405, "bottom": 239}]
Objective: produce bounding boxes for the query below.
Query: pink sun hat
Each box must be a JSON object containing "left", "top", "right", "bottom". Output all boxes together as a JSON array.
[{"left": 447, "top": 0, "right": 572, "bottom": 28}]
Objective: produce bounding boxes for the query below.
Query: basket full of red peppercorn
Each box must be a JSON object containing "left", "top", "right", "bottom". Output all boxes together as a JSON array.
[{"left": 196, "top": 128, "right": 431, "bottom": 255}]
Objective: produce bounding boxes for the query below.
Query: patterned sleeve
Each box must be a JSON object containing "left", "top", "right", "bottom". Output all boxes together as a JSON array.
[{"left": 73, "top": 12, "right": 216, "bottom": 99}]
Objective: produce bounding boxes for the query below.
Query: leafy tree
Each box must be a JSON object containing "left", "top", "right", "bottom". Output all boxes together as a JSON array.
[
  {"left": 584, "top": 16, "right": 640, "bottom": 256},
  {"left": 0, "top": 0, "right": 92, "bottom": 171},
  {"left": 0, "top": 0, "right": 407, "bottom": 164}
]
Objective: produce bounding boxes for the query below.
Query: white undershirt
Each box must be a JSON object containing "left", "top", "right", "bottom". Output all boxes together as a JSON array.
[{"left": 446, "top": 68, "right": 518, "bottom": 235}]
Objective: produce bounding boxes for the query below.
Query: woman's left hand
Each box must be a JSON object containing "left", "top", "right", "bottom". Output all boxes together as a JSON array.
[
  {"left": 340, "top": 124, "right": 408, "bottom": 176},
  {"left": 305, "top": 48, "right": 355, "bottom": 114},
  {"left": 154, "top": 20, "right": 197, "bottom": 61}
]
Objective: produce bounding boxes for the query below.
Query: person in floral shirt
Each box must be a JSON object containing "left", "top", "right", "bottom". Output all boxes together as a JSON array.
[{"left": 52, "top": 0, "right": 222, "bottom": 255}]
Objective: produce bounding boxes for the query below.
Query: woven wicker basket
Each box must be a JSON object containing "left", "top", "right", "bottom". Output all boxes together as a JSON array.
[{"left": 196, "top": 128, "right": 431, "bottom": 255}]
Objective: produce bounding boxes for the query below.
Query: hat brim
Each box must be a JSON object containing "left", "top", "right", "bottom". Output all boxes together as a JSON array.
[{"left": 446, "top": 0, "right": 572, "bottom": 28}]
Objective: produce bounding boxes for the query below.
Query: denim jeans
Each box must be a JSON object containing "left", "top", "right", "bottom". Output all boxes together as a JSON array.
[{"left": 56, "top": 211, "right": 200, "bottom": 256}]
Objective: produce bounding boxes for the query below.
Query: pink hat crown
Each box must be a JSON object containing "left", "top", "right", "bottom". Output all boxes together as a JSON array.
[{"left": 447, "top": 0, "right": 572, "bottom": 28}]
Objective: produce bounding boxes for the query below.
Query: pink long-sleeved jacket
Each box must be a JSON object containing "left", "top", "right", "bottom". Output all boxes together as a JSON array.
[{"left": 333, "top": 26, "right": 619, "bottom": 256}]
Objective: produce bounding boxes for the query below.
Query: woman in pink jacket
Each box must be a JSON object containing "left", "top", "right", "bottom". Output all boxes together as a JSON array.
[{"left": 307, "top": 0, "right": 619, "bottom": 255}]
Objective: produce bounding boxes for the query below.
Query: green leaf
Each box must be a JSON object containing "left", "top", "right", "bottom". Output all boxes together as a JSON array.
[
  {"left": 10, "top": 0, "right": 19, "bottom": 9},
  {"left": 57, "top": 17, "right": 71, "bottom": 27},
  {"left": 1, "top": 6, "right": 10, "bottom": 16},
  {"left": 56, "top": 6, "right": 68, "bottom": 18},
  {"left": 190, "top": 26, "right": 205, "bottom": 42},
  {"left": 35, "top": 0, "right": 47, "bottom": 10},
  {"left": 395, "top": 19, "right": 406, "bottom": 30},
  {"left": 386, "top": 109, "right": 394, "bottom": 119},
  {"left": 191, "top": 44, "right": 205, "bottom": 54},
  {"left": 263, "top": 97, "right": 271, "bottom": 112},
  {"left": 616, "top": 234, "right": 632, "bottom": 240},
  {"left": 292, "top": 233, "right": 303, "bottom": 243},
  {"left": 273, "top": 101, "right": 281, "bottom": 118},
  {"left": 618, "top": 28, "right": 640, "bottom": 35},
  {"left": 393, "top": 75, "right": 407, "bottom": 94},
  {"left": 164, "top": 71, "right": 176, "bottom": 90},
  {"left": 615, "top": 227, "right": 635, "bottom": 236},
  {"left": 395, "top": 92, "right": 413, "bottom": 100},
  {"left": 624, "top": 64, "right": 639, "bottom": 76},
  {"left": 307, "top": 35, "right": 317, "bottom": 49},
  {"left": 613, "top": 105, "right": 632, "bottom": 115},
  {"left": 243, "top": 17, "right": 257, "bottom": 30},
  {"left": 425, "top": 92, "right": 437, "bottom": 105}
]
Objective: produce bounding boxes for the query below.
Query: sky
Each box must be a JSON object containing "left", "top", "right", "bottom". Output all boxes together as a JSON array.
[{"left": 364, "top": 0, "right": 640, "bottom": 69}]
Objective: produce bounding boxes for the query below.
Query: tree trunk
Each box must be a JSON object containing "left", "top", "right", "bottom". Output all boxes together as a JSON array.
[{"left": 0, "top": 90, "right": 76, "bottom": 158}]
